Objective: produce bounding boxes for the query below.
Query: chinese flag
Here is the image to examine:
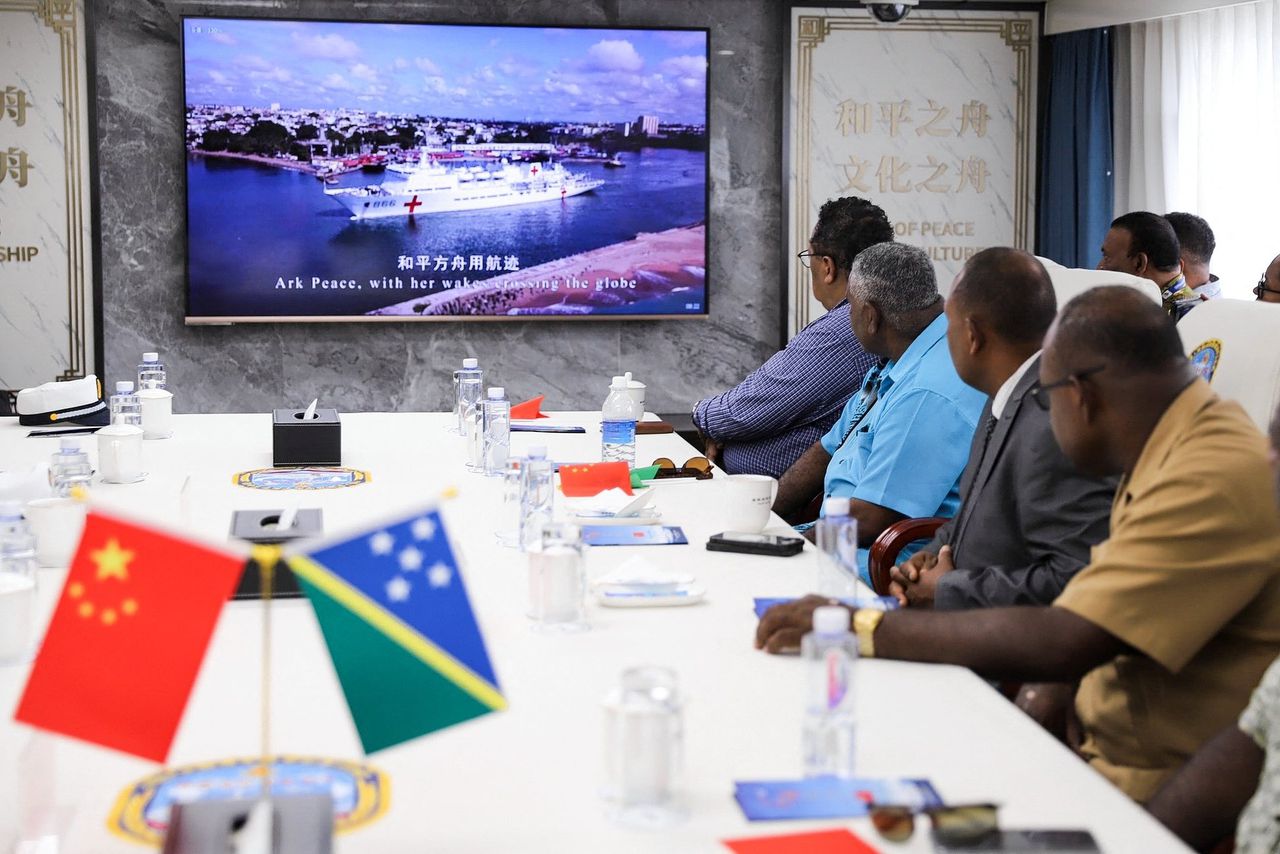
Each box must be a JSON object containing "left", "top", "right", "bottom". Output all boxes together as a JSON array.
[
  {"left": 15, "top": 511, "right": 244, "bottom": 762},
  {"left": 559, "top": 462, "right": 633, "bottom": 497}
]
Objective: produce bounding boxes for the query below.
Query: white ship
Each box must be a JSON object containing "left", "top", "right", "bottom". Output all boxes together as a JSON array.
[{"left": 323, "top": 159, "right": 604, "bottom": 220}]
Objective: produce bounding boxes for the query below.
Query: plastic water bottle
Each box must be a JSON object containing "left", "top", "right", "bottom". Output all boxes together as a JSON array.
[
  {"left": 802, "top": 605, "right": 858, "bottom": 778},
  {"left": 137, "top": 352, "right": 166, "bottom": 390},
  {"left": 601, "top": 375, "right": 642, "bottom": 467},
  {"left": 815, "top": 497, "right": 860, "bottom": 600},
  {"left": 49, "top": 438, "right": 93, "bottom": 497},
  {"left": 482, "top": 387, "right": 511, "bottom": 476},
  {"left": 520, "top": 445, "right": 555, "bottom": 549},
  {"left": 0, "top": 501, "right": 38, "bottom": 665},
  {"left": 109, "top": 381, "right": 141, "bottom": 427},
  {"left": 454, "top": 358, "right": 482, "bottom": 435},
  {"left": 461, "top": 374, "right": 486, "bottom": 472}
]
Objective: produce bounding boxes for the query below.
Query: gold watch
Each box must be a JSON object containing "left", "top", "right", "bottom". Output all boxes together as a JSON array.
[{"left": 852, "top": 608, "right": 886, "bottom": 658}]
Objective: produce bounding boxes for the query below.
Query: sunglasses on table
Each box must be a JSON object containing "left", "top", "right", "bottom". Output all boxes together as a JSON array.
[
  {"left": 1029, "top": 365, "right": 1106, "bottom": 411},
  {"left": 1255, "top": 276, "right": 1280, "bottom": 299},
  {"left": 650, "top": 456, "right": 713, "bottom": 480},
  {"left": 869, "top": 802, "right": 1000, "bottom": 845}
]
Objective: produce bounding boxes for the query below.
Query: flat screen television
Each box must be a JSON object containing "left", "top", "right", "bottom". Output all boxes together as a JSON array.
[{"left": 181, "top": 17, "right": 709, "bottom": 323}]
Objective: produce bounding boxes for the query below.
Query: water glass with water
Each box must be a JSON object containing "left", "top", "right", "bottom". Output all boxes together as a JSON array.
[
  {"left": 527, "top": 523, "right": 587, "bottom": 632},
  {"left": 0, "top": 502, "right": 38, "bottom": 666},
  {"left": 495, "top": 457, "right": 524, "bottom": 547},
  {"left": 602, "top": 665, "right": 686, "bottom": 826}
]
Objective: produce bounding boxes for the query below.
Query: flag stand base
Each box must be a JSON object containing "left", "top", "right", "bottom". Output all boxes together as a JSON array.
[{"left": 160, "top": 793, "right": 333, "bottom": 853}]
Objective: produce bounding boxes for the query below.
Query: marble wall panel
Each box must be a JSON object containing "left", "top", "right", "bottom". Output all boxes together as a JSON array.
[
  {"left": 93, "top": 0, "right": 785, "bottom": 413},
  {"left": 785, "top": 7, "right": 1040, "bottom": 335},
  {"left": 0, "top": 0, "right": 95, "bottom": 391}
]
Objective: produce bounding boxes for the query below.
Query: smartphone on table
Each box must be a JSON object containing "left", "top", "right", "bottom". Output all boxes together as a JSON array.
[{"left": 706, "top": 531, "right": 805, "bottom": 557}]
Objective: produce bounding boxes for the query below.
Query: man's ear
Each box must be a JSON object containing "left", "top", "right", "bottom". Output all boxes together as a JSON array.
[
  {"left": 1132, "top": 252, "right": 1151, "bottom": 276},
  {"left": 819, "top": 256, "right": 838, "bottom": 289},
  {"left": 863, "top": 300, "right": 883, "bottom": 337},
  {"left": 965, "top": 315, "right": 985, "bottom": 356},
  {"left": 1074, "top": 377, "right": 1103, "bottom": 425}
]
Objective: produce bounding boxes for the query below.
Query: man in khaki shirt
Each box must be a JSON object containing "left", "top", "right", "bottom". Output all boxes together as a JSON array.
[{"left": 756, "top": 285, "right": 1280, "bottom": 802}]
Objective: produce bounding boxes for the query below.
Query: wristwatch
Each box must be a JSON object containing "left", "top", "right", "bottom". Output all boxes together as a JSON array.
[{"left": 852, "top": 608, "right": 886, "bottom": 658}]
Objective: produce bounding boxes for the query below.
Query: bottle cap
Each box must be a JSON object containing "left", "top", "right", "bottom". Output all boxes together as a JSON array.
[
  {"left": 813, "top": 605, "right": 851, "bottom": 635},
  {"left": 528, "top": 445, "right": 547, "bottom": 459},
  {"left": 462, "top": 358, "right": 478, "bottom": 369},
  {"left": 487, "top": 387, "right": 505, "bottom": 399},
  {"left": 610, "top": 375, "right": 627, "bottom": 389},
  {"left": 142, "top": 352, "right": 159, "bottom": 362},
  {"left": 823, "top": 496, "right": 851, "bottom": 517},
  {"left": 115, "top": 381, "right": 135, "bottom": 394},
  {"left": 59, "top": 437, "right": 80, "bottom": 452}
]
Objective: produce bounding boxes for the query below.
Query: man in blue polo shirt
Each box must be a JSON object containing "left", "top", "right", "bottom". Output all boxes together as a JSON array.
[{"left": 772, "top": 242, "right": 986, "bottom": 582}]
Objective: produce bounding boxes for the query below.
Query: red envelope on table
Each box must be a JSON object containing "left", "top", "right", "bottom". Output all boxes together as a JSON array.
[
  {"left": 722, "top": 829, "right": 876, "bottom": 854},
  {"left": 559, "top": 462, "right": 633, "bottom": 497},
  {"left": 511, "top": 395, "right": 549, "bottom": 419}
]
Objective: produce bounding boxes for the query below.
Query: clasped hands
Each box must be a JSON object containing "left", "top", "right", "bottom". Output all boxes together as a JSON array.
[{"left": 888, "top": 544, "right": 954, "bottom": 608}]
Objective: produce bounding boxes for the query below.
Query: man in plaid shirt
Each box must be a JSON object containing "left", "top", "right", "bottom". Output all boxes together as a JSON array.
[{"left": 693, "top": 196, "right": 892, "bottom": 478}]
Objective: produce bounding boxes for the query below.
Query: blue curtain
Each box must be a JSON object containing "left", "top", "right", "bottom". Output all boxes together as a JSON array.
[{"left": 1037, "top": 28, "right": 1114, "bottom": 268}]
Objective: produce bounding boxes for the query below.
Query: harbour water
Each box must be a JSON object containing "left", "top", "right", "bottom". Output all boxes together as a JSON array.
[{"left": 186, "top": 148, "right": 707, "bottom": 318}]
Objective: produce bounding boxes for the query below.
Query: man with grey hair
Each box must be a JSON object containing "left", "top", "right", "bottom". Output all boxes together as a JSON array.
[{"left": 773, "top": 243, "right": 987, "bottom": 583}]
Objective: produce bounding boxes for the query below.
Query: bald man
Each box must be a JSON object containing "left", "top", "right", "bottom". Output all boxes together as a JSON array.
[
  {"left": 889, "top": 248, "right": 1114, "bottom": 610},
  {"left": 757, "top": 286, "right": 1280, "bottom": 803}
]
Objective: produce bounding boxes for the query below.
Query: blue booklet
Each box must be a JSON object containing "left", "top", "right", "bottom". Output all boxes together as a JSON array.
[
  {"left": 579, "top": 525, "right": 689, "bottom": 546},
  {"left": 752, "top": 597, "right": 899, "bottom": 620},
  {"left": 734, "top": 776, "right": 941, "bottom": 821}
]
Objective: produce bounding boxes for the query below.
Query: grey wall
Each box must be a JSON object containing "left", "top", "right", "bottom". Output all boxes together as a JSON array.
[{"left": 94, "top": 0, "right": 784, "bottom": 414}]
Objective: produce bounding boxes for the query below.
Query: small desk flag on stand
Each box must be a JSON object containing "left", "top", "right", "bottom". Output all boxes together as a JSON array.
[
  {"left": 287, "top": 507, "right": 505, "bottom": 753},
  {"left": 14, "top": 511, "right": 245, "bottom": 761}
]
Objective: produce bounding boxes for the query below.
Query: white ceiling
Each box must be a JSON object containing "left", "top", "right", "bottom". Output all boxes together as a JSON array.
[{"left": 1045, "top": 0, "right": 1264, "bottom": 34}]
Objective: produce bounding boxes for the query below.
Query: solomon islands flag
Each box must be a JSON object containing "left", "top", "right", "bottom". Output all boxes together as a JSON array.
[{"left": 287, "top": 507, "right": 504, "bottom": 753}]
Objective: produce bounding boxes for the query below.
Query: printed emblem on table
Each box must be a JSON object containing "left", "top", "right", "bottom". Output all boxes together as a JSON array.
[
  {"left": 107, "top": 755, "right": 388, "bottom": 845},
  {"left": 1190, "top": 339, "right": 1222, "bottom": 383},
  {"left": 234, "top": 467, "right": 370, "bottom": 490}
]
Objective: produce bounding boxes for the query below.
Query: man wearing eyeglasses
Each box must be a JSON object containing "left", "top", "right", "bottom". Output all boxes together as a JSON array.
[
  {"left": 771, "top": 242, "right": 987, "bottom": 581},
  {"left": 758, "top": 286, "right": 1280, "bottom": 804},
  {"left": 886, "top": 249, "right": 1114, "bottom": 610},
  {"left": 1255, "top": 253, "right": 1280, "bottom": 303},
  {"left": 691, "top": 196, "right": 891, "bottom": 478}
]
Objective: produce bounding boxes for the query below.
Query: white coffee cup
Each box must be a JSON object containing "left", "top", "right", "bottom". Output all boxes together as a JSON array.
[
  {"left": 138, "top": 387, "right": 174, "bottom": 439},
  {"left": 725, "top": 474, "right": 778, "bottom": 533},
  {"left": 24, "top": 497, "right": 87, "bottom": 567},
  {"left": 97, "top": 423, "right": 145, "bottom": 483}
]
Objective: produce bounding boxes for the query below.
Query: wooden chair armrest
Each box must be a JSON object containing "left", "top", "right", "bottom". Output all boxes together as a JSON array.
[{"left": 867, "top": 517, "right": 947, "bottom": 596}]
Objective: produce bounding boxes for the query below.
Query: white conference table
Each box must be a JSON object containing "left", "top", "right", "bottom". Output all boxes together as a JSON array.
[{"left": 0, "top": 412, "right": 1189, "bottom": 853}]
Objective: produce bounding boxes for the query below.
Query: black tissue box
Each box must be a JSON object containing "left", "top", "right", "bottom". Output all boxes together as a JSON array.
[
  {"left": 272, "top": 408, "right": 341, "bottom": 467},
  {"left": 228, "top": 508, "right": 323, "bottom": 600}
]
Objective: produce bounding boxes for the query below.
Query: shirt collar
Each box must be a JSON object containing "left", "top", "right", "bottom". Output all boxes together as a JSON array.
[
  {"left": 1125, "top": 378, "right": 1215, "bottom": 496},
  {"left": 991, "top": 350, "right": 1041, "bottom": 420},
  {"left": 880, "top": 311, "right": 948, "bottom": 389}
]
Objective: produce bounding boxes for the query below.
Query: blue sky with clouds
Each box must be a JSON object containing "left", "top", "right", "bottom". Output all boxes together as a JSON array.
[{"left": 184, "top": 19, "right": 708, "bottom": 124}]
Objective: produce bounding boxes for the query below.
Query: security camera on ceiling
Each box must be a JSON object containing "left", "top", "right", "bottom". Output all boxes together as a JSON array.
[{"left": 865, "top": 0, "right": 921, "bottom": 24}]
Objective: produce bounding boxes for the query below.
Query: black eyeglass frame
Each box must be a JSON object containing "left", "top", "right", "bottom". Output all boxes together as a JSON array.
[
  {"left": 796, "top": 248, "right": 830, "bottom": 270},
  {"left": 1254, "top": 275, "right": 1280, "bottom": 300},
  {"left": 1030, "top": 365, "right": 1107, "bottom": 410}
]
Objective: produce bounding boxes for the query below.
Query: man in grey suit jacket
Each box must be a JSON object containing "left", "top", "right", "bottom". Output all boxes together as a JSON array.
[{"left": 890, "top": 248, "right": 1115, "bottom": 610}]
